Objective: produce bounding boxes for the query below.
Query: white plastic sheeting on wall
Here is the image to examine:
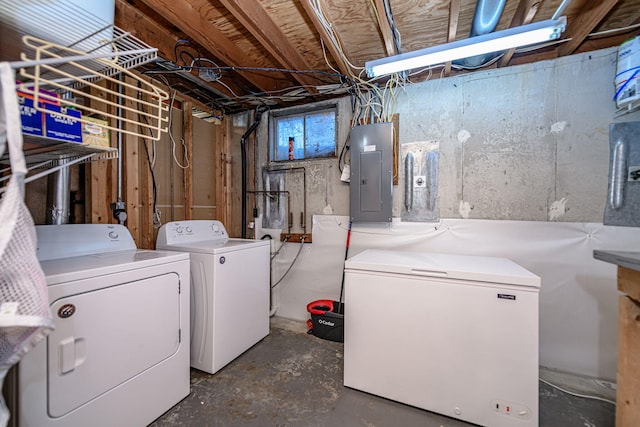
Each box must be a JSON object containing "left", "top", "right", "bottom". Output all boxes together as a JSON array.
[{"left": 267, "top": 215, "right": 640, "bottom": 381}]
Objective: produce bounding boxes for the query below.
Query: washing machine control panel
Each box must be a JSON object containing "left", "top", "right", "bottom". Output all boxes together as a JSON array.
[{"left": 157, "top": 220, "right": 229, "bottom": 245}]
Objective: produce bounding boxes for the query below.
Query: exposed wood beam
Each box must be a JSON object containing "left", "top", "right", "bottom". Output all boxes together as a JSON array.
[
  {"left": 575, "top": 32, "right": 637, "bottom": 54},
  {"left": 373, "top": 0, "right": 397, "bottom": 57},
  {"left": 182, "top": 101, "right": 193, "bottom": 220},
  {"left": 115, "top": 0, "right": 175, "bottom": 61},
  {"left": 444, "top": 0, "right": 461, "bottom": 77},
  {"left": 115, "top": 0, "right": 246, "bottom": 101},
  {"left": 218, "top": 0, "right": 319, "bottom": 94},
  {"left": 298, "top": 0, "right": 351, "bottom": 77},
  {"left": 86, "top": 80, "right": 116, "bottom": 225},
  {"left": 557, "top": 0, "right": 620, "bottom": 56},
  {"left": 135, "top": 71, "right": 224, "bottom": 120},
  {"left": 136, "top": 0, "right": 281, "bottom": 94},
  {"left": 123, "top": 76, "right": 141, "bottom": 246},
  {"left": 215, "top": 122, "right": 228, "bottom": 227},
  {"left": 139, "top": 136, "right": 155, "bottom": 249},
  {"left": 498, "top": 0, "right": 541, "bottom": 67},
  {"left": 508, "top": 47, "right": 560, "bottom": 66}
]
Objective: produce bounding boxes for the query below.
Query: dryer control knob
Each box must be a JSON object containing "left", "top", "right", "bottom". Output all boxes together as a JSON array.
[
  {"left": 176, "top": 226, "right": 183, "bottom": 233},
  {"left": 186, "top": 226, "right": 192, "bottom": 233},
  {"left": 108, "top": 231, "right": 119, "bottom": 239}
]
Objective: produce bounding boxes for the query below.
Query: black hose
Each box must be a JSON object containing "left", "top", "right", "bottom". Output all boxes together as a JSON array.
[{"left": 240, "top": 106, "right": 268, "bottom": 238}]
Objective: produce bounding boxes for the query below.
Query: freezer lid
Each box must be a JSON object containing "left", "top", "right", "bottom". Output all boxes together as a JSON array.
[
  {"left": 157, "top": 238, "right": 269, "bottom": 255},
  {"left": 345, "top": 249, "right": 540, "bottom": 288}
]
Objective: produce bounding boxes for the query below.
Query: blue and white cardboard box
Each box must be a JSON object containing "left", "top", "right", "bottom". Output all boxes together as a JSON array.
[
  {"left": 44, "top": 105, "right": 82, "bottom": 143},
  {"left": 18, "top": 96, "right": 44, "bottom": 137}
]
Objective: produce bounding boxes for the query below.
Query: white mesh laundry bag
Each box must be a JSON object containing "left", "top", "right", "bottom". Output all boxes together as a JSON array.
[{"left": 0, "top": 63, "right": 54, "bottom": 426}]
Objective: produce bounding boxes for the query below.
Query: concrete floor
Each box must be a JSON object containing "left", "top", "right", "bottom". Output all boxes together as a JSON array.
[{"left": 150, "top": 317, "right": 616, "bottom": 427}]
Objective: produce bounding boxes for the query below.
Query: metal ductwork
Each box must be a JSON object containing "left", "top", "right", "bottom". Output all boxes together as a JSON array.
[
  {"left": 45, "top": 160, "right": 71, "bottom": 224},
  {"left": 459, "top": 0, "right": 507, "bottom": 68}
]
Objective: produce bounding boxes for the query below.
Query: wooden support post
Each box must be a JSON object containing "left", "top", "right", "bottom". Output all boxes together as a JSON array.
[
  {"left": 86, "top": 80, "right": 115, "bottom": 224},
  {"left": 616, "top": 266, "right": 640, "bottom": 427},
  {"left": 215, "top": 119, "right": 227, "bottom": 225},
  {"left": 86, "top": 160, "right": 112, "bottom": 224},
  {"left": 131, "top": 72, "right": 156, "bottom": 249},
  {"left": 139, "top": 136, "right": 155, "bottom": 249},
  {"left": 183, "top": 101, "right": 194, "bottom": 220},
  {"left": 123, "top": 75, "right": 141, "bottom": 246}
]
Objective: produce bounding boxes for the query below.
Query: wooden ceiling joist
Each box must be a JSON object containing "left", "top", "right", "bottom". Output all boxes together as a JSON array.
[
  {"left": 557, "top": 0, "right": 621, "bottom": 56},
  {"left": 444, "top": 0, "right": 461, "bottom": 77},
  {"left": 136, "top": 0, "right": 282, "bottom": 95},
  {"left": 103, "top": 0, "right": 640, "bottom": 111},
  {"left": 115, "top": 0, "right": 245, "bottom": 101},
  {"left": 498, "top": 0, "right": 541, "bottom": 67},
  {"left": 218, "top": 0, "right": 319, "bottom": 94},
  {"left": 115, "top": 0, "right": 174, "bottom": 62},
  {"left": 298, "top": 0, "right": 352, "bottom": 78},
  {"left": 373, "top": 0, "right": 398, "bottom": 57}
]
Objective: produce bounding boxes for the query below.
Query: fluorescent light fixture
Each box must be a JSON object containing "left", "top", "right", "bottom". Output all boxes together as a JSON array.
[{"left": 365, "top": 17, "right": 567, "bottom": 77}]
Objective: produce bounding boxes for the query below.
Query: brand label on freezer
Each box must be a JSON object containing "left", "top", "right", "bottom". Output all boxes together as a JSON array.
[{"left": 497, "top": 294, "right": 516, "bottom": 300}]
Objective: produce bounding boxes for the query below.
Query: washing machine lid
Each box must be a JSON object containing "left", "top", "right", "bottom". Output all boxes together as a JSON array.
[
  {"left": 159, "top": 238, "right": 269, "bottom": 255},
  {"left": 40, "top": 249, "right": 190, "bottom": 285},
  {"left": 345, "top": 249, "right": 540, "bottom": 288}
]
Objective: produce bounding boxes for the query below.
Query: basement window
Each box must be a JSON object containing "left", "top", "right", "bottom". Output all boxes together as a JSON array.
[{"left": 270, "top": 105, "right": 337, "bottom": 161}]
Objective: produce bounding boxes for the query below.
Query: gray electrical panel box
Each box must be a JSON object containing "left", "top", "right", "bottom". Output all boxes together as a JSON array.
[{"left": 349, "top": 123, "right": 393, "bottom": 223}]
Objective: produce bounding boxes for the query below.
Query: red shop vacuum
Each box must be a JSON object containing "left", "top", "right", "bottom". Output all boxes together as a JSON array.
[{"left": 306, "top": 222, "right": 351, "bottom": 343}]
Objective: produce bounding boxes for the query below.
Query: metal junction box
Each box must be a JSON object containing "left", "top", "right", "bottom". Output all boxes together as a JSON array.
[
  {"left": 349, "top": 123, "right": 393, "bottom": 223},
  {"left": 605, "top": 121, "right": 640, "bottom": 227}
]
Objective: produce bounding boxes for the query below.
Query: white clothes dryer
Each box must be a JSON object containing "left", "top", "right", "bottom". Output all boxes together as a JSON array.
[
  {"left": 13, "top": 224, "right": 190, "bottom": 427},
  {"left": 156, "top": 220, "right": 270, "bottom": 374}
]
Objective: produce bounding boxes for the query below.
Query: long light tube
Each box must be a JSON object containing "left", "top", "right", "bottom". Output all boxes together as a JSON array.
[{"left": 366, "top": 17, "right": 567, "bottom": 77}]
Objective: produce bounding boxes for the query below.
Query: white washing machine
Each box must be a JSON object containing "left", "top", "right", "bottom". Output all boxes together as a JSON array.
[
  {"left": 13, "top": 224, "right": 190, "bottom": 427},
  {"left": 344, "top": 249, "right": 540, "bottom": 427},
  {"left": 156, "top": 220, "right": 270, "bottom": 374}
]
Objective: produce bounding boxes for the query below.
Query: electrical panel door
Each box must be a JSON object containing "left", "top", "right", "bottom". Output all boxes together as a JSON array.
[{"left": 349, "top": 123, "right": 393, "bottom": 223}]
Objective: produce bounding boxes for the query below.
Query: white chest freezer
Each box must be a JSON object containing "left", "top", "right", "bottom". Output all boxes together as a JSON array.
[{"left": 343, "top": 249, "right": 540, "bottom": 427}]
